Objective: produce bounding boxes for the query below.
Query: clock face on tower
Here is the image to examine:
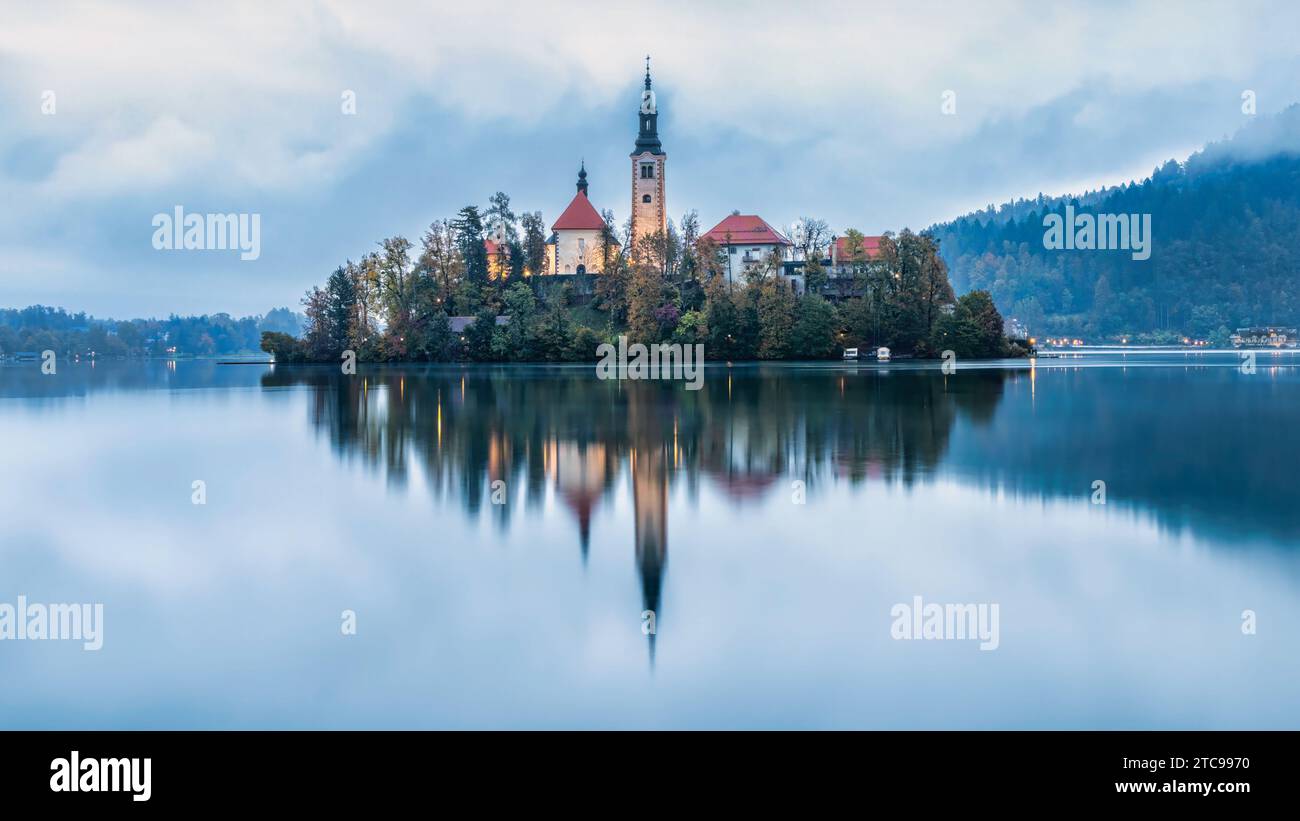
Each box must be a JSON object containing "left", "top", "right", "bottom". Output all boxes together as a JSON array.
[{"left": 640, "top": 89, "right": 656, "bottom": 115}]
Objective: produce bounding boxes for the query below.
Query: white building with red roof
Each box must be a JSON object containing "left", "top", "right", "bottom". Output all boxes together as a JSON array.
[
  {"left": 545, "top": 162, "right": 618, "bottom": 275},
  {"left": 828, "top": 234, "right": 883, "bottom": 275},
  {"left": 702, "top": 213, "right": 793, "bottom": 282}
]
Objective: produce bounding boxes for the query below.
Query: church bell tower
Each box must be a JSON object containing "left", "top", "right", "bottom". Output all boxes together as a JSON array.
[{"left": 630, "top": 56, "right": 666, "bottom": 249}]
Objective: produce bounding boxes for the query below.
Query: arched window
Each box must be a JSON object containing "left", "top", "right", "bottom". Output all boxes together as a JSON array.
[
  {"left": 576, "top": 264, "right": 586, "bottom": 275},
  {"left": 642, "top": 194, "right": 652, "bottom": 203}
]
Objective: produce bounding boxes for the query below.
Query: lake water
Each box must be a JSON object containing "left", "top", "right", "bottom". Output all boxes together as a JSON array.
[{"left": 2, "top": 352, "right": 1298, "bottom": 729}]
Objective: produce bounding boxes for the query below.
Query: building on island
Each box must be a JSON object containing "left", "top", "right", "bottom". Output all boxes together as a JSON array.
[
  {"left": 703, "top": 213, "right": 793, "bottom": 284},
  {"left": 828, "top": 234, "right": 883, "bottom": 275},
  {"left": 776, "top": 232, "right": 885, "bottom": 298},
  {"left": 545, "top": 162, "right": 618, "bottom": 275},
  {"left": 536, "top": 57, "right": 662, "bottom": 276}
]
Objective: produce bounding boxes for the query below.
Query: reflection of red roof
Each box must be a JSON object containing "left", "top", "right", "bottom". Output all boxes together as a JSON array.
[
  {"left": 703, "top": 214, "right": 791, "bottom": 246},
  {"left": 832, "top": 234, "right": 882, "bottom": 260},
  {"left": 552, "top": 191, "right": 607, "bottom": 231},
  {"left": 704, "top": 468, "right": 779, "bottom": 501}
]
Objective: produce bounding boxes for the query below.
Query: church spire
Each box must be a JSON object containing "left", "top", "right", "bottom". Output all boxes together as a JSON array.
[
  {"left": 630, "top": 56, "right": 667, "bottom": 247},
  {"left": 633, "top": 56, "right": 662, "bottom": 155},
  {"left": 576, "top": 160, "right": 588, "bottom": 196}
]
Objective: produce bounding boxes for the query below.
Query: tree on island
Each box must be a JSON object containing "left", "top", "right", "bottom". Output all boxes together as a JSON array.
[
  {"left": 244, "top": 188, "right": 1019, "bottom": 365},
  {"left": 453, "top": 206, "right": 490, "bottom": 285},
  {"left": 933, "top": 290, "right": 1007, "bottom": 358},
  {"left": 520, "top": 211, "right": 547, "bottom": 278}
]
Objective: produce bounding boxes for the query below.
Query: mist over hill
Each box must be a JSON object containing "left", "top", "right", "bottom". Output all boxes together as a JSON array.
[{"left": 930, "top": 105, "right": 1300, "bottom": 341}]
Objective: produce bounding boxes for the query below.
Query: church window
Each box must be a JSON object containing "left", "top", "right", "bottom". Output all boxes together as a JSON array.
[
  {"left": 642, "top": 194, "right": 652, "bottom": 203},
  {"left": 640, "top": 164, "right": 654, "bottom": 179}
]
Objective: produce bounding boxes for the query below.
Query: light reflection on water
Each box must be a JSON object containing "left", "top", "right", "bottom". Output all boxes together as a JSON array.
[{"left": 0, "top": 354, "right": 1298, "bottom": 728}]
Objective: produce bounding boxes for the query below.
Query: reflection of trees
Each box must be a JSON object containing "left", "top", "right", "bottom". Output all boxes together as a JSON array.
[
  {"left": 260, "top": 364, "right": 1004, "bottom": 523},
  {"left": 261, "top": 363, "right": 1003, "bottom": 660}
]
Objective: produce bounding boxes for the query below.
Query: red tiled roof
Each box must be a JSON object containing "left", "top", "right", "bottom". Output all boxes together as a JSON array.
[
  {"left": 702, "top": 214, "right": 791, "bottom": 246},
  {"left": 552, "top": 191, "right": 607, "bottom": 231},
  {"left": 832, "top": 234, "right": 882, "bottom": 260}
]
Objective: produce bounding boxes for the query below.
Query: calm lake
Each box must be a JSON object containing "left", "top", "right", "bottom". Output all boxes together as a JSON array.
[{"left": 2, "top": 353, "right": 1298, "bottom": 729}]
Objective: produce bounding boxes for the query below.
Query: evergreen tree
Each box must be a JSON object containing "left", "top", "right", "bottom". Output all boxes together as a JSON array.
[
  {"left": 453, "top": 206, "right": 490, "bottom": 284},
  {"left": 520, "top": 211, "right": 547, "bottom": 277},
  {"left": 325, "top": 265, "right": 357, "bottom": 356}
]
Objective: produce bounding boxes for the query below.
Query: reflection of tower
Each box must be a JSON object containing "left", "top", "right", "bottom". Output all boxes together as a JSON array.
[
  {"left": 555, "top": 441, "right": 609, "bottom": 562},
  {"left": 632, "top": 444, "right": 668, "bottom": 666}
]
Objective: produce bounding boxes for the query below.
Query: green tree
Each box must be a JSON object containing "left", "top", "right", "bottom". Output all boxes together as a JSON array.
[
  {"left": 671, "top": 309, "right": 708, "bottom": 345},
  {"left": 453, "top": 206, "right": 490, "bottom": 284},
  {"left": 520, "top": 211, "right": 547, "bottom": 277},
  {"left": 933, "top": 290, "right": 1006, "bottom": 358},
  {"left": 417, "top": 219, "right": 463, "bottom": 311},
  {"left": 501, "top": 281, "right": 538, "bottom": 358},
  {"left": 756, "top": 279, "right": 795, "bottom": 359},
  {"left": 325, "top": 265, "right": 358, "bottom": 355},
  {"left": 463, "top": 305, "right": 498, "bottom": 361},
  {"left": 568, "top": 326, "right": 604, "bottom": 361},
  {"left": 485, "top": 192, "right": 518, "bottom": 245},
  {"left": 790, "top": 295, "right": 838, "bottom": 358},
  {"left": 534, "top": 302, "right": 574, "bottom": 361},
  {"left": 259, "top": 331, "right": 306, "bottom": 362}
]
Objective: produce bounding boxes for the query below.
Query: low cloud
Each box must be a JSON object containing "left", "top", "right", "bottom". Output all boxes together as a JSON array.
[{"left": 4, "top": 0, "right": 1300, "bottom": 314}]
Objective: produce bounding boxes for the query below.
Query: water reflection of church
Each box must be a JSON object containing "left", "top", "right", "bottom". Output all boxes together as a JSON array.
[
  {"left": 551, "top": 433, "right": 767, "bottom": 664},
  {"left": 262, "top": 366, "right": 1006, "bottom": 665},
  {"left": 550, "top": 434, "right": 672, "bottom": 662}
]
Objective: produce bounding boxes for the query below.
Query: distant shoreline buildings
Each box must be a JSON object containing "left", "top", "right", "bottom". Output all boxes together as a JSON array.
[{"left": 1231, "top": 327, "right": 1299, "bottom": 348}]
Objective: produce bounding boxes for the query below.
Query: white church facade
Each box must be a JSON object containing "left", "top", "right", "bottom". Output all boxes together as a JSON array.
[{"left": 545, "top": 162, "right": 617, "bottom": 275}]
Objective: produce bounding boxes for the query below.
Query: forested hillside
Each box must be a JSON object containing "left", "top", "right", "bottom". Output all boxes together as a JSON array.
[
  {"left": 931, "top": 104, "right": 1300, "bottom": 342},
  {"left": 0, "top": 306, "right": 304, "bottom": 358}
]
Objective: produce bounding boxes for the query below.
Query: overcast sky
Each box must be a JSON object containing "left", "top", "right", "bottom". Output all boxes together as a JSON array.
[{"left": 3, "top": 0, "right": 1300, "bottom": 317}]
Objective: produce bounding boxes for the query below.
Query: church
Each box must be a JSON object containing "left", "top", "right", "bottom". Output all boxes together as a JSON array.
[
  {"left": 543, "top": 58, "right": 666, "bottom": 275},
  {"left": 545, "top": 162, "right": 614, "bottom": 275}
]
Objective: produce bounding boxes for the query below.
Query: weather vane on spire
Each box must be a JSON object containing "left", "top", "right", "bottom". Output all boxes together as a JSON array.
[{"left": 644, "top": 54, "right": 652, "bottom": 90}]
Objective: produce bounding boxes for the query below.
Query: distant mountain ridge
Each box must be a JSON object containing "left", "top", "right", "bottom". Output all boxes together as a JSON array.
[{"left": 929, "top": 104, "right": 1300, "bottom": 341}]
